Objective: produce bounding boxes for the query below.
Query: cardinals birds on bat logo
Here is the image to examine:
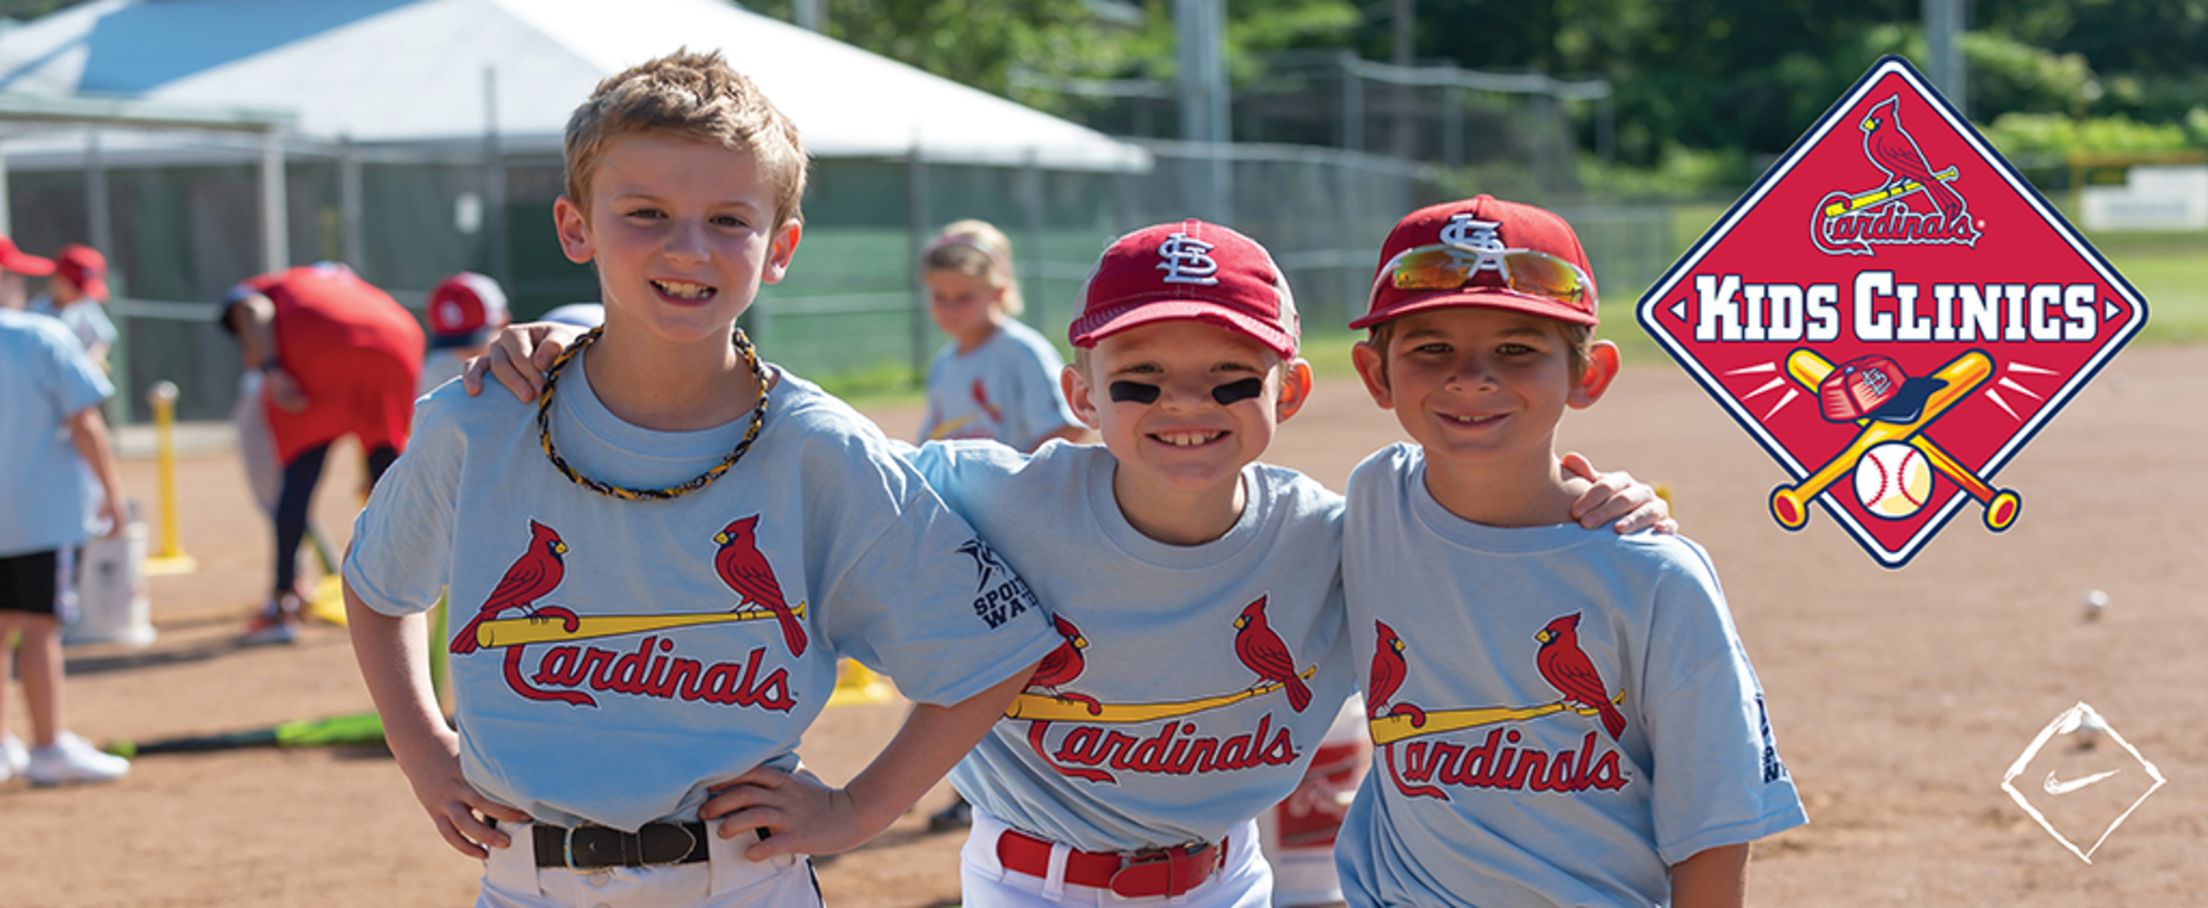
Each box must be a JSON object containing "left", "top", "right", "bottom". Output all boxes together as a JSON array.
[
  {"left": 1534, "top": 613, "right": 1627, "bottom": 741},
  {"left": 1813, "top": 93, "right": 1978, "bottom": 256},
  {"left": 970, "top": 378, "right": 1005, "bottom": 426},
  {"left": 1027, "top": 614, "right": 1101, "bottom": 716},
  {"left": 1234, "top": 596, "right": 1311, "bottom": 712},
  {"left": 713, "top": 515, "right": 808, "bottom": 657},
  {"left": 452, "top": 519, "right": 575, "bottom": 655}
]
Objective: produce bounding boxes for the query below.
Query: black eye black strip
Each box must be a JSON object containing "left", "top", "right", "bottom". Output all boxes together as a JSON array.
[
  {"left": 1210, "top": 378, "right": 1265, "bottom": 405},
  {"left": 1110, "top": 381, "right": 1161, "bottom": 404}
]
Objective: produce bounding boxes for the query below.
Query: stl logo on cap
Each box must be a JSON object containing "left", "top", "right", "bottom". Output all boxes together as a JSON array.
[
  {"left": 1439, "top": 214, "right": 1506, "bottom": 257},
  {"left": 1069, "top": 220, "right": 1299, "bottom": 358},
  {"left": 1638, "top": 56, "right": 2148, "bottom": 567},
  {"left": 1156, "top": 231, "right": 1221, "bottom": 285}
]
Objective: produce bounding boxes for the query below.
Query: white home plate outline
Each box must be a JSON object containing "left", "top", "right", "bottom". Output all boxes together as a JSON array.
[{"left": 2000, "top": 701, "right": 2167, "bottom": 864}]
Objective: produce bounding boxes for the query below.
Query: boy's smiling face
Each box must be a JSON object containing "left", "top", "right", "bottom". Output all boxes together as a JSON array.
[
  {"left": 1354, "top": 308, "right": 1617, "bottom": 467},
  {"left": 555, "top": 132, "right": 800, "bottom": 346},
  {"left": 1066, "top": 320, "right": 1310, "bottom": 496}
]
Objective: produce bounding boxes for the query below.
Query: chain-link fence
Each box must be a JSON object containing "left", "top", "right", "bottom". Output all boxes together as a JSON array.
[
  {"left": 1019, "top": 51, "right": 1614, "bottom": 196},
  {"left": 7, "top": 117, "right": 1686, "bottom": 426}
]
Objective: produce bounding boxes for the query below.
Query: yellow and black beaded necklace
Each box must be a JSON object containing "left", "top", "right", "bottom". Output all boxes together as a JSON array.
[{"left": 535, "top": 326, "right": 768, "bottom": 501}]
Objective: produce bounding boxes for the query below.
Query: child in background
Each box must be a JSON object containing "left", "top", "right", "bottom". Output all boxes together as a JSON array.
[
  {"left": 1336, "top": 196, "right": 1805, "bottom": 907},
  {"left": 420, "top": 272, "right": 512, "bottom": 396},
  {"left": 918, "top": 220, "right": 1084, "bottom": 452},
  {"left": 0, "top": 305, "right": 132, "bottom": 786},
  {"left": 344, "top": 50, "right": 1055, "bottom": 905},
  {"left": 29, "top": 244, "right": 118, "bottom": 371}
]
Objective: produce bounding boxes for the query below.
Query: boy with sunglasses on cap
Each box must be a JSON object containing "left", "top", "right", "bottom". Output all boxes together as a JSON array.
[
  {"left": 466, "top": 218, "right": 1669, "bottom": 905},
  {"left": 1336, "top": 196, "right": 1806, "bottom": 907}
]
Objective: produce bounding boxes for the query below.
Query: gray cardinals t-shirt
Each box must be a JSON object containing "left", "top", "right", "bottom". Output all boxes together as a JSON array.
[
  {"left": 346, "top": 353, "right": 1059, "bottom": 832},
  {"left": 1335, "top": 444, "right": 1806, "bottom": 907},
  {"left": 907, "top": 440, "right": 1355, "bottom": 853},
  {"left": 919, "top": 318, "right": 1079, "bottom": 450}
]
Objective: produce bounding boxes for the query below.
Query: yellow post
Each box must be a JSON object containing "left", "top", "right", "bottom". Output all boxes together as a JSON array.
[{"left": 142, "top": 381, "right": 198, "bottom": 575}]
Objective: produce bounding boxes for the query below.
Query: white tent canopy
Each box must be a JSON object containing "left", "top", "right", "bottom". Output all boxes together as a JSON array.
[{"left": 0, "top": 0, "right": 1147, "bottom": 170}]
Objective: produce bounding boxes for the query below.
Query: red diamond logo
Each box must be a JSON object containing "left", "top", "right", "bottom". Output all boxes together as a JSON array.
[{"left": 1637, "top": 56, "right": 2148, "bottom": 567}]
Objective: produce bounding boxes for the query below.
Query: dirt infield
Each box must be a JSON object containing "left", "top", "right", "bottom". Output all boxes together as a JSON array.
[{"left": 5, "top": 345, "right": 2203, "bottom": 906}]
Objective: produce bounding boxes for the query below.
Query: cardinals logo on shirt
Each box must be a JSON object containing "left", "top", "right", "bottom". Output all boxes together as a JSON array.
[
  {"left": 447, "top": 516, "right": 803, "bottom": 712},
  {"left": 1367, "top": 616, "right": 1630, "bottom": 801},
  {"left": 1003, "top": 596, "right": 1313, "bottom": 784}
]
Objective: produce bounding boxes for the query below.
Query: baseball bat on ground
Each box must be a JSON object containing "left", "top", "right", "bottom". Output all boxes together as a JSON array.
[{"left": 103, "top": 711, "right": 385, "bottom": 758}]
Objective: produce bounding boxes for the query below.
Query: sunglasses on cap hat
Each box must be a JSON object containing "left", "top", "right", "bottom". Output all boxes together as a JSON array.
[{"left": 1368, "top": 242, "right": 1593, "bottom": 311}]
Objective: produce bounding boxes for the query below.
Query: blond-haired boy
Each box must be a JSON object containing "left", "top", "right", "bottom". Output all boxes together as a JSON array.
[
  {"left": 344, "top": 50, "right": 1055, "bottom": 906},
  {"left": 1336, "top": 196, "right": 1806, "bottom": 906}
]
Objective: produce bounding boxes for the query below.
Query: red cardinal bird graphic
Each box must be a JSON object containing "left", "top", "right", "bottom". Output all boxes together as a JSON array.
[
  {"left": 713, "top": 516, "right": 808, "bottom": 657},
  {"left": 971, "top": 378, "right": 1005, "bottom": 425},
  {"left": 1368, "top": 620, "right": 1425, "bottom": 727},
  {"left": 1233, "top": 596, "right": 1310, "bottom": 712},
  {"left": 451, "top": 520, "right": 569, "bottom": 655},
  {"left": 1534, "top": 613, "right": 1627, "bottom": 741},
  {"left": 1860, "top": 95, "right": 1968, "bottom": 223},
  {"left": 1027, "top": 615, "right": 1100, "bottom": 716}
]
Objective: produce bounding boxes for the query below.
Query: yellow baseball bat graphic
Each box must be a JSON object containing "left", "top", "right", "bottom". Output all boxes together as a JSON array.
[
  {"left": 1369, "top": 692, "right": 1626, "bottom": 746},
  {"left": 1785, "top": 350, "right": 2020, "bottom": 531},
  {"left": 1770, "top": 350, "right": 1990, "bottom": 530},
  {"left": 475, "top": 603, "right": 807, "bottom": 649},
  {"left": 1822, "top": 166, "right": 1960, "bottom": 216},
  {"left": 1005, "top": 666, "right": 1319, "bottom": 723}
]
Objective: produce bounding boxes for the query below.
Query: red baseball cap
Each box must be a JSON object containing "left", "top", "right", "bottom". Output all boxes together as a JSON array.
[
  {"left": 1817, "top": 354, "right": 1945, "bottom": 424},
  {"left": 1067, "top": 219, "right": 1300, "bottom": 358},
  {"left": 0, "top": 234, "right": 54, "bottom": 277},
  {"left": 427, "top": 272, "right": 508, "bottom": 346},
  {"left": 55, "top": 244, "right": 108, "bottom": 299},
  {"left": 1352, "top": 195, "right": 1598, "bottom": 330}
]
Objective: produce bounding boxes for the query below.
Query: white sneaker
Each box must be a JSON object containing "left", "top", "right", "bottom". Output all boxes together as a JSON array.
[
  {"left": 25, "top": 732, "right": 130, "bottom": 786},
  {"left": 1, "top": 733, "right": 27, "bottom": 782}
]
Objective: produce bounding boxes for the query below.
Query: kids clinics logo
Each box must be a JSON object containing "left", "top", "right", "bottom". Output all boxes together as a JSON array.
[{"left": 1638, "top": 56, "right": 2148, "bottom": 567}]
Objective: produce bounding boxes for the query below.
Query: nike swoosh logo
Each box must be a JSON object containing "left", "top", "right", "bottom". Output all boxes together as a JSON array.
[{"left": 2043, "top": 768, "right": 2122, "bottom": 795}]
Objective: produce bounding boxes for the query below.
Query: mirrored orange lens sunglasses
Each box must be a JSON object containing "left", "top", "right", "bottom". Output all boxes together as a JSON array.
[{"left": 1369, "top": 243, "right": 1593, "bottom": 307}]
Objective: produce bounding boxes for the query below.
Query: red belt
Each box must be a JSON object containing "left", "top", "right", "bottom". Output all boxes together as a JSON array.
[{"left": 995, "top": 827, "right": 1228, "bottom": 898}]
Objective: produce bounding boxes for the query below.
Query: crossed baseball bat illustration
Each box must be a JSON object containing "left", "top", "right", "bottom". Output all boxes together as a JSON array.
[{"left": 1770, "top": 348, "right": 2021, "bottom": 532}]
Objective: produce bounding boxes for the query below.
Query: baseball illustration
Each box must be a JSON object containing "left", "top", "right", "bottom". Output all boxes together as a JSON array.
[{"left": 1852, "top": 442, "right": 1931, "bottom": 519}]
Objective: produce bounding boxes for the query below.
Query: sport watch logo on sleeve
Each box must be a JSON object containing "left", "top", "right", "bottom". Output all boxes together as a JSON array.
[{"left": 1638, "top": 56, "right": 2148, "bottom": 567}]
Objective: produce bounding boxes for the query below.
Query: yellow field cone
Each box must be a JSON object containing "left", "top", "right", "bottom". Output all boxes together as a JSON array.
[
  {"left": 827, "top": 659, "right": 897, "bottom": 707},
  {"left": 306, "top": 575, "right": 346, "bottom": 626}
]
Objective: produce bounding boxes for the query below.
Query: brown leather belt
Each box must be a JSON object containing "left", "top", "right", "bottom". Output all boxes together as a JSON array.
[{"left": 532, "top": 821, "right": 710, "bottom": 869}]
